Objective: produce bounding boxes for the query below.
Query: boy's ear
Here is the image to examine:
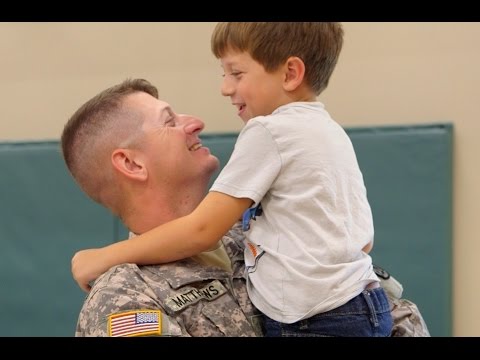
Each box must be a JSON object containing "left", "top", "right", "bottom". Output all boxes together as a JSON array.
[
  {"left": 111, "top": 148, "right": 148, "bottom": 181},
  {"left": 283, "top": 56, "right": 305, "bottom": 92}
]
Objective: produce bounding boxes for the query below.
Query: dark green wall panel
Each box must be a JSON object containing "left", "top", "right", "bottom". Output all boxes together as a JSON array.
[
  {"left": 1, "top": 123, "right": 452, "bottom": 336},
  {"left": 0, "top": 143, "right": 116, "bottom": 336},
  {"left": 348, "top": 124, "right": 452, "bottom": 336}
]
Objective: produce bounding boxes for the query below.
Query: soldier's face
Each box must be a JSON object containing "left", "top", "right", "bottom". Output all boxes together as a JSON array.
[{"left": 124, "top": 92, "right": 219, "bottom": 187}]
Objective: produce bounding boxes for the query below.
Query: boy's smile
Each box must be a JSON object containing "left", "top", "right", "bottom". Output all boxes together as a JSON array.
[{"left": 219, "top": 51, "right": 289, "bottom": 123}]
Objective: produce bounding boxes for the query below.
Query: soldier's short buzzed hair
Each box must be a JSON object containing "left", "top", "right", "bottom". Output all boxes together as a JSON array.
[
  {"left": 61, "top": 78, "right": 158, "bottom": 205},
  {"left": 211, "top": 22, "right": 344, "bottom": 96}
]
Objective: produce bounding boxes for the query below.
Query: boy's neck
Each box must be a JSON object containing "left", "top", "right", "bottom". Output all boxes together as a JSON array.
[
  {"left": 285, "top": 83, "right": 317, "bottom": 103},
  {"left": 277, "top": 92, "right": 316, "bottom": 110}
]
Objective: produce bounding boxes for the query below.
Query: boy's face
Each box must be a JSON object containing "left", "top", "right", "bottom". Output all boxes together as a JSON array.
[{"left": 219, "top": 50, "right": 287, "bottom": 123}]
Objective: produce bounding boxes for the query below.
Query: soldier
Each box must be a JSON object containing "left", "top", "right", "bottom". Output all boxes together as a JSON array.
[{"left": 62, "top": 78, "right": 262, "bottom": 337}]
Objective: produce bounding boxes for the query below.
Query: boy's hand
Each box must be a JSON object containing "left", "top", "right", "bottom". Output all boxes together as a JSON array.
[{"left": 71, "top": 248, "right": 109, "bottom": 292}]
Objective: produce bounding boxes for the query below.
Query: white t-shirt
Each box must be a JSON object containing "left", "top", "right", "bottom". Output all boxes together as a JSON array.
[{"left": 210, "top": 102, "right": 378, "bottom": 323}]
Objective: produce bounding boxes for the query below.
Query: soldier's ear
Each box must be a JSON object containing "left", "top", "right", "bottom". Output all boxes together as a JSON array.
[{"left": 111, "top": 148, "right": 148, "bottom": 181}]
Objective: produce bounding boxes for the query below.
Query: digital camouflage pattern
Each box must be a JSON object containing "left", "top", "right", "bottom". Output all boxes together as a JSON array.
[
  {"left": 389, "top": 296, "right": 431, "bottom": 337},
  {"left": 378, "top": 269, "right": 431, "bottom": 337},
  {"left": 75, "top": 224, "right": 262, "bottom": 337},
  {"left": 76, "top": 221, "right": 429, "bottom": 337}
]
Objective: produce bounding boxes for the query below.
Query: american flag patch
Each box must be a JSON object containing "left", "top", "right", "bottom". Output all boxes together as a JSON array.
[{"left": 108, "top": 310, "right": 162, "bottom": 337}]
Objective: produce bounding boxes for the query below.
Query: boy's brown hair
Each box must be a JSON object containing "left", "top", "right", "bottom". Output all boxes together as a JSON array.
[{"left": 211, "top": 22, "right": 343, "bottom": 96}]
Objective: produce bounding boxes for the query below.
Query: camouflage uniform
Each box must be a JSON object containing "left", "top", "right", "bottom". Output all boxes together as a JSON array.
[
  {"left": 76, "top": 224, "right": 262, "bottom": 337},
  {"left": 375, "top": 266, "right": 431, "bottom": 337},
  {"left": 76, "top": 221, "right": 429, "bottom": 337},
  {"left": 389, "top": 297, "right": 431, "bottom": 337}
]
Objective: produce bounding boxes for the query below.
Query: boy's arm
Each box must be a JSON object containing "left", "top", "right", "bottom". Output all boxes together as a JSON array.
[
  {"left": 72, "top": 192, "right": 252, "bottom": 292},
  {"left": 362, "top": 240, "right": 373, "bottom": 254}
]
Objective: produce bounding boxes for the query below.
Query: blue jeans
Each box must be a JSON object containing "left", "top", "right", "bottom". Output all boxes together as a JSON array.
[{"left": 263, "top": 287, "right": 393, "bottom": 337}]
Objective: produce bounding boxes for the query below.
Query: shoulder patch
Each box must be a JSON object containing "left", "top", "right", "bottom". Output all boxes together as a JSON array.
[
  {"left": 108, "top": 310, "right": 161, "bottom": 337},
  {"left": 164, "top": 279, "right": 227, "bottom": 312}
]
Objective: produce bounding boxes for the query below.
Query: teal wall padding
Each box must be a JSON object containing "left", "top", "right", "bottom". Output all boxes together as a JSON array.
[
  {"left": 347, "top": 124, "right": 453, "bottom": 337},
  {"left": 0, "top": 124, "right": 452, "bottom": 336},
  {"left": 0, "top": 142, "right": 117, "bottom": 336}
]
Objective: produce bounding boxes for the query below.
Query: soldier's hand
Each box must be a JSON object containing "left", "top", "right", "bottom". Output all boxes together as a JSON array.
[{"left": 72, "top": 248, "right": 109, "bottom": 292}]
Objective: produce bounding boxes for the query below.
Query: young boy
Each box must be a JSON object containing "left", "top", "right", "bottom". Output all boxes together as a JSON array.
[{"left": 72, "top": 22, "right": 393, "bottom": 336}]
